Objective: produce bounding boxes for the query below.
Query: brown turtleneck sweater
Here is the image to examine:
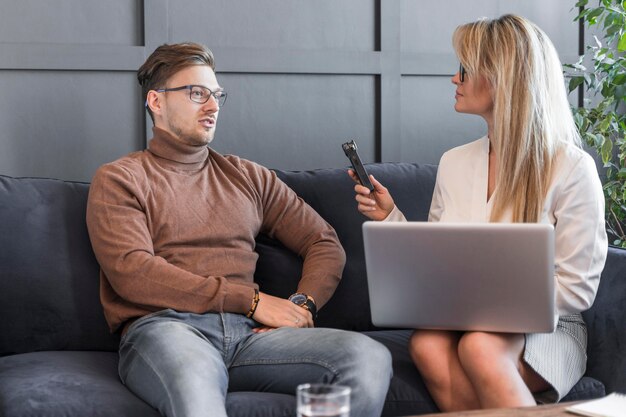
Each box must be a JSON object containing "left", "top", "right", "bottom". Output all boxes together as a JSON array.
[{"left": 86, "top": 127, "right": 345, "bottom": 333}]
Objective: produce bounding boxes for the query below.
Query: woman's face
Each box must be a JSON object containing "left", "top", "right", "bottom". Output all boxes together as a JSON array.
[{"left": 452, "top": 66, "right": 494, "bottom": 122}]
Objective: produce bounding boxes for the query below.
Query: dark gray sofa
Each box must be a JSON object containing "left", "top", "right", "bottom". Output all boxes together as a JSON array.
[{"left": 1, "top": 162, "right": 625, "bottom": 417}]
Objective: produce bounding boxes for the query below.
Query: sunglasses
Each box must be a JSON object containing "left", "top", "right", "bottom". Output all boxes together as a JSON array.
[{"left": 459, "top": 63, "right": 467, "bottom": 82}]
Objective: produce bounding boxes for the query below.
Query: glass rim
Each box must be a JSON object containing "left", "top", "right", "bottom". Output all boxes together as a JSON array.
[{"left": 297, "top": 383, "right": 351, "bottom": 398}]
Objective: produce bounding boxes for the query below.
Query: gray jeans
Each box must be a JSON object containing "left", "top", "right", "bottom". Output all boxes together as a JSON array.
[{"left": 118, "top": 309, "right": 392, "bottom": 417}]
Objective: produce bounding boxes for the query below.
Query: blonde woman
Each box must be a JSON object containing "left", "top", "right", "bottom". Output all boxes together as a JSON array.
[{"left": 350, "top": 15, "right": 607, "bottom": 410}]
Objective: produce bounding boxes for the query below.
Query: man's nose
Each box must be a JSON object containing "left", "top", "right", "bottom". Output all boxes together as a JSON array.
[{"left": 202, "top": 96, "right": 219, "bottom": 112}]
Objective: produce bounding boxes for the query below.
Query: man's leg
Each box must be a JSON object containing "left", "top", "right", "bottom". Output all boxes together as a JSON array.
[
  {"left": 229, "top": 327, "right": 392, "bottom": 417},
  {"left": 118, "top": 313, "right": 230, "bottom": 417}
]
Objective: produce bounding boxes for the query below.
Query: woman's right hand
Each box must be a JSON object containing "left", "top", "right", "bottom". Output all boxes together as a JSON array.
[{"left": 348, "top": 169, "right": 395, "bottom": 221}]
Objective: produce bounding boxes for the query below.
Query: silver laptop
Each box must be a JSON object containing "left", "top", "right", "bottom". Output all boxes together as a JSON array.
[{"left": 363, "top": 221, "right": 556, "bottom": 333}]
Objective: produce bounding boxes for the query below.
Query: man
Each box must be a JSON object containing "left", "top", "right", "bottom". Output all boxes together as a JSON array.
[{"left": 86, "top": 42, "right": 392, "bottom": 417}]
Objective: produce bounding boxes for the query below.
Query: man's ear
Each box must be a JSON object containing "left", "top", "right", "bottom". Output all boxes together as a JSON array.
[{"left": 146, "top": 90, "right": 163, "bottom": 116}]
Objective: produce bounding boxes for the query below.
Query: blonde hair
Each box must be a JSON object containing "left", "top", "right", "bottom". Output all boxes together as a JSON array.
[{"left": 453, "top": 14, "right": 581, "bottom": 222}]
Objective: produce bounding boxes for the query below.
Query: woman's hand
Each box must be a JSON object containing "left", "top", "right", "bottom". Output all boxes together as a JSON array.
[{"left": 348, "top": 169, "right": 395, "bottom": 221}]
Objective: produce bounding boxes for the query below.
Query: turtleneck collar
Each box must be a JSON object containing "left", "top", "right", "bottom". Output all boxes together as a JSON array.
[{"left": 147, "top": 127, "right": 209, "bottom": 169}]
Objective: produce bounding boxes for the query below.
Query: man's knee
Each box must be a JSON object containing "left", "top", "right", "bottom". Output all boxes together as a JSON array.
[{"left": 331, "top": 331, "right": 392, "bottom": 377}]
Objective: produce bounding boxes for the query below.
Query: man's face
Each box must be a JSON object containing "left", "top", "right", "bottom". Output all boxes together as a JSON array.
[{"left": 153, "top": 65, "right": 222, "bottom": 145}]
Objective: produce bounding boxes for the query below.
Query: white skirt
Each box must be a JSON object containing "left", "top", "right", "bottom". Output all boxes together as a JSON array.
[{"left": 524, "top": 313, "right": 587, "bottom": 403}]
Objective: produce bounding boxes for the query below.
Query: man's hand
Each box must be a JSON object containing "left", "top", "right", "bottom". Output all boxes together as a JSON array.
[{"left": 251, "top": 292, "right": 313, "bottom": 332}]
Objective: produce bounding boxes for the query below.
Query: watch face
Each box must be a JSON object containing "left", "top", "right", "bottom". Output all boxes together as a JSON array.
[{"left": 289, "top": 293, "right": 307, "bottom": 306}]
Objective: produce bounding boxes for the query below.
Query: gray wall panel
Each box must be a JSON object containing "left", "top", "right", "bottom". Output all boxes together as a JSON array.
[
  {"left": 169, "top": 0, "right": 376, "bottom": 51},
  {"left": 0, "top": 71, "right": 143, "bottom": 182},
  {"left": 0, "top": 0, "right": 142, "bottom": 45},
  {"left": 402, "top": 0, "right": 497, "bottom": 54},
  {"left": 209, "top": 73, "right": 376, "bottom": 171},
  {"left": 401, "top": 75, "right": 487, "bottom": 165},
  {"left": 0, "top": 0, "right": 583, "bottom": 181},
  {"left": 401, "top": 0, "right": 578, "bottom": 56}
]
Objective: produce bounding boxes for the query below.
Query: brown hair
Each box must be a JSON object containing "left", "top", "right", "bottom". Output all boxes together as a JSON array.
[{"left": 138, "top": 42, "right": 215, "bottom": 122}]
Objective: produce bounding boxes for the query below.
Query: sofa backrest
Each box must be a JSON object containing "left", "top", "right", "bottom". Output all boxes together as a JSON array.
[
  {"left": 0, "top": 175, "right": 118, "bottom": 356},
  {"left": 0, "top": 163, "right": 437, "bottom": 354},
  {"left": 255, "top": 163, "right": 438, "bottom": 331}
]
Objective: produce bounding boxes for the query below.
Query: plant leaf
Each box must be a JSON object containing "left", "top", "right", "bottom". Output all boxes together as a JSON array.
[
  {"left": 618, "top": 31, "right": 626, "bottom": 51},
  {"left": 606, "top": 23, "right": 621, "bottom": 37},
  {"left": 602, "top": 135, "right": 614, "bottom": 165},
  {"left": 600, "top": 116, "right": 612, "bottom": 133},
  {"left": 614, "top": 73, "right": 626, "bottom": 85},
  {"left": 587, "top": 7, "right": 605, "bottom": 26},
  {"left": 569, "top": 76, "right": 585, "bottom": 92}
]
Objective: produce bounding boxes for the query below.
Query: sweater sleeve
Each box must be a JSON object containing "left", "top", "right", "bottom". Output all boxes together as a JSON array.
[
  {"left": 243, "top": 163, "right": 346, "bottom": 308},
  {"left": 86, "top": 162, "right": 256, "bottom": 323}
]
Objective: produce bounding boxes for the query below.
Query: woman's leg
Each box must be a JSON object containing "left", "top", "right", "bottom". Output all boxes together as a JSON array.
[
  {"left": 409, "top": 330, "right": 481, "bottom": 411},
  {"left": 457, "top": 332, "right": 550, "bottom": 408}
]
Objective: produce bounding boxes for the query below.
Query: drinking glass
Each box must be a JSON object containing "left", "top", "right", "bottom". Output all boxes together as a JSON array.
[{"left": 296, "top": 383, "right": 350, "bottom": 417}]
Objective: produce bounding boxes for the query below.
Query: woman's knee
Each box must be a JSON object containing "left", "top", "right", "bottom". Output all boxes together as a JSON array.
[
  {"left": 458, "top": 332, "right": 523, "bottom": 373},
  {"left": 458, "top": 332, "right": 495, "bottom": 363},
  {"left": 409, "top": 330, "right": 455, "bottom": 364},
  {"left": 409, "top": 331, "right": 457, "bottom": 385}
]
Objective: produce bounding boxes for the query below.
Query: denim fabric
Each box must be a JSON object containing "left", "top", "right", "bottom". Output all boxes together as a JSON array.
[{"left": 118, "top": 309, "right": 392, "bottom": 417}]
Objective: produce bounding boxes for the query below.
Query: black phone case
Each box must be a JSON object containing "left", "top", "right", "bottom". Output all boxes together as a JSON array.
[{"left": 342, "top": 140, "right": 374, "bottom": 192}]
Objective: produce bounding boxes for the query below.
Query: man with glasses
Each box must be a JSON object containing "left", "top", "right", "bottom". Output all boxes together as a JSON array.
[{"left": 86, "top": 42, "right": 392, "bottom": 417}]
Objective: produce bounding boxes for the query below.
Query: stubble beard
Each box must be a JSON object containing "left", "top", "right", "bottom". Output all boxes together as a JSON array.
[{"left": 170, "top": 117, "right": 214, "bottom": 146}]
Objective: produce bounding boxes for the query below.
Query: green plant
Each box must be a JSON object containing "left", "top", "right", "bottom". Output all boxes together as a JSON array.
[{"left": 565, "top": 0, "right": 626, "bottom": 247}]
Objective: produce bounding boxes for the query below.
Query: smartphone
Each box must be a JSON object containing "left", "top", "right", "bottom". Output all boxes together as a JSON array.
[{"left": 342, "top": 140, "right": 374, "bottom": 192}]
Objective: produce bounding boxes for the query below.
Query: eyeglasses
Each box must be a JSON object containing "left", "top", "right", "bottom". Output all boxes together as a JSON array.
[
  {"left": 459, "top": 63, "right": 467, "bottom": 83},
  {"left": 154, "top": 84, "right": 227, "bottom": 107}
]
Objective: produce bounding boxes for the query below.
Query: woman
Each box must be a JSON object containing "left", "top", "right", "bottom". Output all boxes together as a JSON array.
[{"left": 350, "top": 15, "right": 607, "bottom": 410}]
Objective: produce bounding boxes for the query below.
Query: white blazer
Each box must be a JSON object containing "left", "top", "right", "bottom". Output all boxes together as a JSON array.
[{"left": 386, "top": 136, "right": 608, "bottom": 318}]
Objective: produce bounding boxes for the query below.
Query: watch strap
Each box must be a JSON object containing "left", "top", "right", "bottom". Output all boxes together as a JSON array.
[{"left": 301, "top": 295, "right": 317, "bottom": 319}]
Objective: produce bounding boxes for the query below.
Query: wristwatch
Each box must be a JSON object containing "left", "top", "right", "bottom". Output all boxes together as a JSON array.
[{"left": 288, "top": 293, "right": 317, "bottom": 319}]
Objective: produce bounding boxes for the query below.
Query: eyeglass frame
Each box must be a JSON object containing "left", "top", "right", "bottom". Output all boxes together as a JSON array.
[
  {"left": 146, "top": 84, "right": 227, "bottom": 107},
  {"left": 459, "top": 63, "right": 467, "bottom": 83}
]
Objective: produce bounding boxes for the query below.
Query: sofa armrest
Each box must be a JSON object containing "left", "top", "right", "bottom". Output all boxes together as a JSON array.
[{"left": 582, "top": 245, "right": 626, "bottom": 393}]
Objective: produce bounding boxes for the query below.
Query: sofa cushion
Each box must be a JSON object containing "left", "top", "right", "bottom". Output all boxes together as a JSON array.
[
  {"left": 0, "top": 176, "right": 117, "bottom": 356},
  {"left": 0, "top": 351, "right": 299, "bottom": 417},
  {"left": 561, "top": 376, "right": 605, "bottom": 402},
  {"left": 225, "top": 392, "right": 295, "bottom": 417},
  {"left": 0, "top": 351, "right": 159, "bottom": 417},
  {"left": 255, "top": 163, "right": 437, "bottom": 331}
]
